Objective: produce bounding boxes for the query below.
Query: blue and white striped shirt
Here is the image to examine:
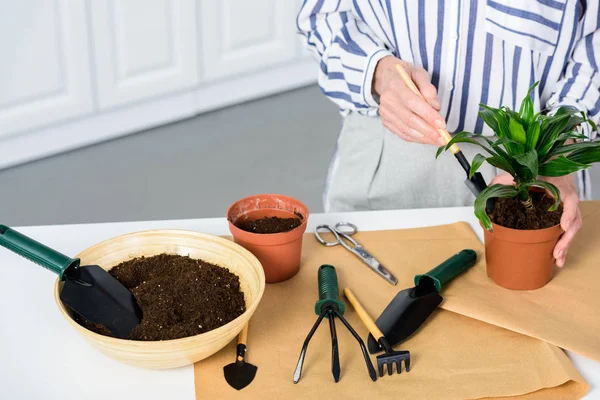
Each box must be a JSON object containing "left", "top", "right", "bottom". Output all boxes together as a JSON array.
[{"left": 297, "top": 0, "right": 600, "bottom": 198}]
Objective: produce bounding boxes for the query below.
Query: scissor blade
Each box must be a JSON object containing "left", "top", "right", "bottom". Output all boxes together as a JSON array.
[{"left": 357, "top": 252, "right": 398, "bottom": 286}]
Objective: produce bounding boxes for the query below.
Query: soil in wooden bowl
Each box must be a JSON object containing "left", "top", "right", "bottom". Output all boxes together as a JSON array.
[
  {"left": 72, "top": 254, "right": 246, "bottom": 341},
  {"left": 237, "top": 215, "right": 302, "bottom": 234},
  {"left": 488, "top": 191, "right": 563, "bottom": 230}
]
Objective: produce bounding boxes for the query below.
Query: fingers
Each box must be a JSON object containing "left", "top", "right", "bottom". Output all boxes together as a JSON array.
[
  {"left": 399, "top": 88, "right": 446, "bottom": 131},
  {"left": 411, "top": 68, "right": 441, "bottom": 110},
  {"left": 380, "top": 106, "right": 439, "bottom": 145},
  {"left": 554, "top": 207, "right": 582, "bottom": 268},
  {"left": 380, "top": 88, "right": 443, "bottom": 145},
  {"left": 394, "top": 102, "right": 445, "bottom": 145},
  {"left": 378, "top": 62, "right": 446, "bottom": 146},
  {"left": 559, "top": 191, "right": 579, "bottom": 232},
  {"left": 489, "top": 173, "right": 515, "bottom": 186}
]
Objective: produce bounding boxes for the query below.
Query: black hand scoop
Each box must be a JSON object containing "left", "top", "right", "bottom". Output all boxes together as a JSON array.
[
  {"left": 224, "top": 324, "right": 257, "bottom": 390},
  {"left": 0, "top": 225, "right": 142, "bottom": 339},
  {"left": 367, "top": 250, "right": 477, "bottom": 353}
]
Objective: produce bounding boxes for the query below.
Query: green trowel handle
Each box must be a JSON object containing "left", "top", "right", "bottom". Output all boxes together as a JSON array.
[
  {"left": 314, "top": 264, "right": 345, "bottom": 315},
  {"left": 414, "top": 249, "right": 477, "bottom": 292},
  {"left": 0, "top": 225, "right": 79, "bottom": 280}
]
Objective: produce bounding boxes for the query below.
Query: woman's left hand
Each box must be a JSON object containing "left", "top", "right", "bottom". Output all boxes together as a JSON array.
[{"left": 490, "top": 173, "right": 582, "bottom": 267}]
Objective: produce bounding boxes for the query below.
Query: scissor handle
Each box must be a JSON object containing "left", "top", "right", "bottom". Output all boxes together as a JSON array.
[
  {"left": 334, "top": 222, "right": 357, "bottom": 236},
  {"left": 315, "top": 224, "right": 360, "bottom": 250},
  {"left": 315, "top": 225, "right": 341, "bottom": 246}
]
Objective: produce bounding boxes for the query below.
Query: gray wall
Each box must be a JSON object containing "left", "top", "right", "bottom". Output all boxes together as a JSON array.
[
  {"left": 1, "top": 85, "right": 598, "bottom": 227},
  {"left": 0, "top": 86, "right": 341, "bottom": 226}
]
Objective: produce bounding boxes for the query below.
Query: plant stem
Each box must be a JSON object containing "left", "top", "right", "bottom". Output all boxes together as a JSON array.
[
  {"left": 521, "top": 196, "right": 534, "bottom": 209},
  {"left": 517, "top": 188, "right": 534, "bottom": 210}
]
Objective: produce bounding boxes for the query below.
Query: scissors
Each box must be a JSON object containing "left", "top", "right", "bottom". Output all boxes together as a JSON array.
[{"left": 315, "top": 222, "right": 398, "bottom": 286}]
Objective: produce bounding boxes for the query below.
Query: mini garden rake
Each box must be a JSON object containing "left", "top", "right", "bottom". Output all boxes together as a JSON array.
[
  {"left": 344, "top": 288, "right": 411, "bottom": 377},
  {"left": 293, "top": 264, "right": 377, "bottom": 383}
]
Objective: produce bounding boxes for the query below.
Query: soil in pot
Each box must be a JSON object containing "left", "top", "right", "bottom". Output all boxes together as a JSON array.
[
  {"left": 488, "top": 191, "right": 563, "bottom": 230},
  {"left": 73, "top": 254, "right": 246, "bottom": 341},
  {"left": 235, "top": 213, "right": 303, "bottom": 234}
]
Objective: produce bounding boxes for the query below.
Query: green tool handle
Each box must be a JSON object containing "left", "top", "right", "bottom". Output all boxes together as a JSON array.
[
  {"left": 414, "top": 249, "right": 477, "bottom": 292},
  {"left": 0, "top": 225, "right": 79, "bottom": 280},
  {"left": 314, "top": 264, "right": 345, "bottom": 315}
]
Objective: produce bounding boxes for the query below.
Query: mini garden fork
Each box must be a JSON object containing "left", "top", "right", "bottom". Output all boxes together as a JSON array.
[{"left": 293, "top": 265, "right": 377, "bottom": 383}]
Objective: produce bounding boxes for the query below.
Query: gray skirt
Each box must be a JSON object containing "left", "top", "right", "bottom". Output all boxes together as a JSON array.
[{"left": 323, "top": 112, "right": 499, "bottom": 212}]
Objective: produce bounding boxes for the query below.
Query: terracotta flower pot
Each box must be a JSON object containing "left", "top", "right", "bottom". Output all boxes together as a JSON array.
[
  {"left": 227, "top": 194, "right": 309, "bottom": 283},
  {"left": 483, "top": 221, "right": 564, "bottom": 290}
]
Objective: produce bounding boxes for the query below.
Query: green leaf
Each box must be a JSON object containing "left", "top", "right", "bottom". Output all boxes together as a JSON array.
[
  {"left": 444, "top": 132, "right": 498, "bottom": 156},
  {"left": 538, "top": 155, "right": 590, "bottom": 177},
  {"left": 480, "top": 136, "right": 516, "bottom": 159},
  {"left": 475, "top": 184, "right": 518, "bottom": 231},
  {"left": 504, "top": 107, "right": 524, "bottom": 126},
  {"left": 546, "top": 140, "right": 600, "bottom": 159},
  {"left": 435, "top": 145, "right": 446, "bottom": 159},
  {"left": 485, "top": 155, "right": 517, "bottom": 177},
  {"left": 533, "top": 104, "right": 554, "bottom": 120},
  {"left": 469, "top": 153, "right": 487, "bottom": 179},
  {"left": 537, "top": 114, "right": 573, "bottom": 159},
  {"left": 508, "top": 118, "right": 527, "bottom": 144},
  {"left": 540, "top": 130, "right": 591, "bottom": 162},
  {"left": 494, "top": 109, "right": 511, "bottom": 140},
  {"left": 522, "top": 180, "right": 561, "bottom": 211},
  {"left": 480, "top": 136, "right": 522, "bottom": 175},
  {"left": 519, "top": 82, "right": 538, "bottom": 127},
  {"left": 585, "top": 112, "right": 598, "bottom": 131},
  {"left": 557, "top": 130, "right": 589, "bottom": 142},
  {"left": 537, "top": 108, "right": 585, "bottom": 158},
  {"left": 567, "top": 146, "right": 600, "bottom": 164},
  {"left": 514, "top": 150, "right": 539, "bottom": 179},
  {"left": 492, "top": 137, "right": 520, "bottom": 149},
  {"left": 554, "top": 105, "right": 581, "bottom": 118},
  {"left": 478, "top": 107, "right": 499, "bottom": 133},
  {"left": 525, "top": 121, "right": 541, "bottom": 151}
]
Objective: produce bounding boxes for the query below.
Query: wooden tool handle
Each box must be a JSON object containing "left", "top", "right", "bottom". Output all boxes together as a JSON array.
[
  {"left": 343, "top": 288, "right": 383, "bottom": 340},
  {"left": 238, "top": 323, "right": 248, "bottom": 346},
  {"left": 393, "top": 63, "right": 460, "bottom": 155}
]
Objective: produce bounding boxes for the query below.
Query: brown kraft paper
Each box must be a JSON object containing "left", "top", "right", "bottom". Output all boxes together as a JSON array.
[
  {"left": 439, "top": 200, "right": 600, "bottom": 363},
  {"left": 194, "top": 218, "right": 590, "bottom": 399}
]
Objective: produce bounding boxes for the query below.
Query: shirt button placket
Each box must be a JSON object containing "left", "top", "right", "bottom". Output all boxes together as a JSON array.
[{"left": 443, "top": 0, "right": 462, "bottom": 127}]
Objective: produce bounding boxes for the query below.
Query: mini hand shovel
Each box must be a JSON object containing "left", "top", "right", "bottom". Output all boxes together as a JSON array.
[
  {"left": 367, "top": 250, "right": 477, "bottom": 354},
  {"left": 223, "top": 323, "right": 258, "bottom": 390},
  {"left": 0, "top": 225, "right": 142, "bottom": 339}
]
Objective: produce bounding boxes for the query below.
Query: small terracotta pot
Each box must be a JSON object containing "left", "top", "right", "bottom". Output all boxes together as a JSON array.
[
  {"left": 483, "top": 221, "right": 564, "bottom": 290},
  {"left": 227, "top": 194, "right": 309, "bottom": 283}
]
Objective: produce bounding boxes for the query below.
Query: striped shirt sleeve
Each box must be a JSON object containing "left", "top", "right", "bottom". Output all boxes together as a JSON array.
[
  {"left": 546, "top": 5, "right": 600, "bottom": 141},
  {"left": 296, "top": 0, "right": 393, "bottom": 115}
]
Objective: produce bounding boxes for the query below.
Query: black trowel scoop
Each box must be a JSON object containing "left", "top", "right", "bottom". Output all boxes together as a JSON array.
[
  {"left": 0, "top": 225, "right": 142, "bottom": 339},
  {"left": 454, "top": 150, "right": 489, "bottom": 196},
  {"left": 367, "top": 250, "right": 477, "bottom": 354}
]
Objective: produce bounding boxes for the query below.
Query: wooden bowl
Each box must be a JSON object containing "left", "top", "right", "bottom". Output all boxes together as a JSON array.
[{"left": 52, "top": 229, "right": 266, "bottom": 369}]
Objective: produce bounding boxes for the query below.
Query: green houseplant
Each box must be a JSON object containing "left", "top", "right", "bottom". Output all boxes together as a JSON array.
[{"left": 438, "top": 82, "right": 600, "bottom": 290}]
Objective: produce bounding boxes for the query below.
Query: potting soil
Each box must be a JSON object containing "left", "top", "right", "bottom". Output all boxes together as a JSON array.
[
  {"left": 489, "top": 192, "right": 563, "bottom": 230},
  {"left": 73, "top": 254, "right": 246, "bottom": 341},
  {"left": 237, "top": 216, "right": 302, "bottom": 233}
]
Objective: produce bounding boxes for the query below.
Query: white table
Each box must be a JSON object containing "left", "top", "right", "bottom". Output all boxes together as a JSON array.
[{"left": 1, "top": 207, "right": 598, "bottom": 399}]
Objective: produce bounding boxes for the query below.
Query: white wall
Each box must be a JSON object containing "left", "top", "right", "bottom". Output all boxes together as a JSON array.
[{"left": 0, "top": 0, "right": 317, "bottom": 170}]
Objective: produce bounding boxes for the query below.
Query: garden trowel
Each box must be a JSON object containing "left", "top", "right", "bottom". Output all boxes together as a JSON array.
[
  {"left": 394, "top": 64, "right": 489, "bottom": 199},
  {"left": 367, "top": 249, "right": 477, "bottom": 354},
  {"left": 454, "top": 150, "right": 489, "bottom": 196},
  {"left": 223, "top": 323, "right": 258, "bottom": 390},
  {"left": 0, "top": 224, "right": 142, "bottom": 339}
]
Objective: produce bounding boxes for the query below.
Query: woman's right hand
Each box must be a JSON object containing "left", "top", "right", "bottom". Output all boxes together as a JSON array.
[{"left": 373, "top": 56, "right": 446, "bottom": 146}]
